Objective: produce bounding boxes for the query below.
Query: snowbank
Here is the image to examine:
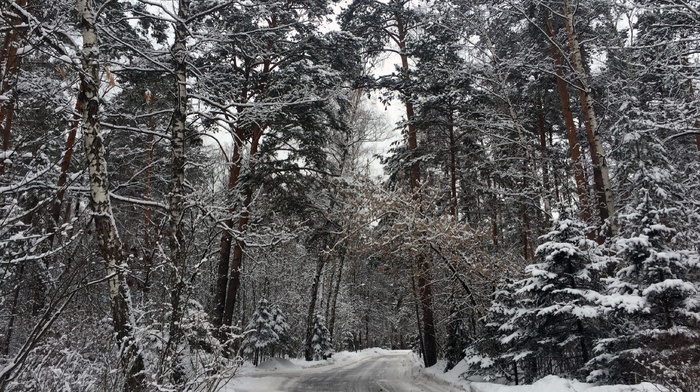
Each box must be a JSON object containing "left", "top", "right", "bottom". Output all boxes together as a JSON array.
[{"left": 418, "top": 354, "right": 664, "bottom": 392}]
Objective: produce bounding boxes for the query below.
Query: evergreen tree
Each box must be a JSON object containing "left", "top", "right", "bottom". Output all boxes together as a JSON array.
[
  {"left": 465, "top": 278, "right": 523, "bottom": 383},
  {"left": 241, "top": 299, "right": 279, "bottom": 366},
  {"left": 270, "top": 304, "right": 291, "bottom": 358},
  {"left": 311, "top": 314, "right": 333, "bottom": 360},
  {"left": 482, "top": 212, "right": 612, "bottom": 382},
  {"left": 588, "top": 193, "right": 700, "bottom": 387}
]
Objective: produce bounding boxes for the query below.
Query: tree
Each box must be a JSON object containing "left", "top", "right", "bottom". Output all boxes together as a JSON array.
[
  {"left": 241, "top": 299, "right": 280, "bottom": 366},
  {"left": 270, "top": 304, "right": 290, "bottom": 357},
  {"left": 76, "top": 0, "right": 146, "bottom": 389},
  {"left": 198, "top": 0, "right": 360, "bottom": 329},
  {"left": 480, "top": 211, "right": 612, "bottom": 382},
  {"left": 310, "top": 314, "right": 332, "bottom": 360},
  {"left": 589, "top": 194, "right": 700, "bottom": 388}
]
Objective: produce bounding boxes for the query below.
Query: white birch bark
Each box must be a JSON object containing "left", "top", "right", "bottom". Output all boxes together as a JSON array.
[
  {"left": 76, "top": 0, "right": 145, "bottom": 390},
  {"left": 160, "top": 0, "right": 189, "bottom": 384}
]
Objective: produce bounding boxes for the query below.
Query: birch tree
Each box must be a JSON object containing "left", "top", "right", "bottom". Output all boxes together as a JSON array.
[{"left": 76, "top": 0, "right": 146, "bottom": 390}]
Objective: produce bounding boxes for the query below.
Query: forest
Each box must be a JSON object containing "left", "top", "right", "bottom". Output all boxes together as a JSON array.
[{"left": 0, "top": 0, "right": 699, "bottom": 391}]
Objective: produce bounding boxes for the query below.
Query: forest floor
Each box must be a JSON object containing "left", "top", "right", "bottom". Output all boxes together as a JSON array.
[{"left": 224, "top": 349, "right": 665, "bottom": 392}]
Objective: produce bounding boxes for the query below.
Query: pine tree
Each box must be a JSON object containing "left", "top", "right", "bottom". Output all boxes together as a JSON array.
[
  {"left": 270, "top": 304, "right": 290, "bottom": 358},
  {"left": 465, "top": 279, "right": 523, "bottom": 383},
  {"left": 485, "top": 211, "right": 612, "bottom": 382},
  {"left": 240, "top": 299, "right": 279, "bottom": 366},
  {"left": 311, "top": 314, "right": 333, "bottom": 360},
  {"left": 588, "top": 193, "right": 700, "bottom": 387}
]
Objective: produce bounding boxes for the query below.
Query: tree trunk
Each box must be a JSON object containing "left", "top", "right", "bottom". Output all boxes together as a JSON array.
[
  {"left": 562, "top": 0, "right": 616, "bottom": 237},
  {"left": 214, "top": 125, "right": 244, "bottom": 328},
  {"left": 162, "top": 0, "right": 189, "bottom": 383},
  {"left": 416, "top": 259, "right": 437, "bottom": 367},
  {"left": 323, "top": 260, "right": 336, "bottom": 321},
  {"left": 305, "top": 256, "right": 325, "bottom": 361},
  {"left": 543, "top": 10, "right": 593, "bottom": 226},
  {"left": 222, "top": 123, "right": 263, "bottom": 326},
  {"left": 51, "top": 98, "right": 82, "bottom": 229},
  {"left": 77, "top": 1, "right": 145, "bottom": 390},
  {"left": 0, "top": 0, "right": 27, "bottom": 176},
  {"left": 536, "top": 92, "right": 550, "bottom": 206},
  {"left": 328, "top": 248, "right": 345, "bottom": 340},
  {"left": 215, "top": 13, "right": 274, "bottom": 326},
  {"left": 396, "top": 11, "right": 438, "bottom": 368},
  {"left": 143, "top": 91, "right": 154, "bottom": 286},
  {"left": 448, "top": 104, "right": 458, "bottom": 219},
  {"left": 0, "top": 263, "right": 23, "bottom": 356}
]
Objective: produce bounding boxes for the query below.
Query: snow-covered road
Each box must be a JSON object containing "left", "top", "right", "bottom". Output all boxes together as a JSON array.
[{"left": 228, "top": 349, "right": 462, "bottom": 392}]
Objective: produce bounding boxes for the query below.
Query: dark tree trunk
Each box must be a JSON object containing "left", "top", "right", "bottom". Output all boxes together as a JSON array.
[
  {"left": 222, "top": 123, "right": 262, "bottom": 326},
  {"left": 562, "top": 0, "right": 615, "bottom": 237},
  {"left": 416, "top": 259, "right": 437, "bottom": 367},
  {"left": 305, "top": 256, "right": 325, "bottom": 361},
  {"left": 328, "top": 249, "right": 346, "bottom": 340},
  {"left": 396, "top": 10, "right": 437, "bottom": 368},
  {"left": 213, "top": 126, "right": 244, "bottom": 328},
  {"left": 1, "top": 263, "right": 23, "bottom": 356},
  {"left": 51, "top": 97, "right": 82, "bottom": 229},
  {"left": 448, "top": 104, "right": 458, "bottom": 219},
  {"left": 0, "top": 0, "right": 26, "bottom": 176},
  {"left": 543, "top": 10, "right": 593, "bottom": 227}
]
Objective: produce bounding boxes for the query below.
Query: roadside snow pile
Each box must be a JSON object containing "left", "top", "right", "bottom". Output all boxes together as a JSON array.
[
  {"left": 416, "top": 354, "right": 664, "bottom": 392},
  {"left": 467, "top": 375, "right": 664, "bottom": 392}
]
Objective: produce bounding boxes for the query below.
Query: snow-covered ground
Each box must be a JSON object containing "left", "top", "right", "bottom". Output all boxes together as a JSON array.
[
  {"left": 422, "top": 357, "right": 664, "bottom": 392},
  {"left": 224, "top": 349, "right": 664, "bottom": 392}
]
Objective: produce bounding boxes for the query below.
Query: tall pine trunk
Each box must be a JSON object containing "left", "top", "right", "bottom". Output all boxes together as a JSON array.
[
  {"left": 51, "top": 97, "right": 82, "bottom": 229},
  {"left": 448, "top": 104, "right": 458, "bottom": 219},
  {"left": 214, "top": 125, "right": 244, "bottom": 328},
  {"left": 543, "top": 10, "right": 593, "bottom": 225},
  {"left": 396, "top": 11, "right": 437, "bottom": 367},
  {"left": 222, "top": 123, "right": 263, "bottom": 326},
  {"left": 305, "top": 256, "right": 325, "bottom": 360},
  {"left": 215, "top": 13, "right": 275, "bottom": 327},
  {"left": 562, "top": 0, "right": 615, "bottom": 237}
]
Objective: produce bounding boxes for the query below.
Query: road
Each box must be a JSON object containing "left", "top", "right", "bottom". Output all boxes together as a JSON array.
[{"left": 229, "top": 350, "right": 462, "bottom": 392}]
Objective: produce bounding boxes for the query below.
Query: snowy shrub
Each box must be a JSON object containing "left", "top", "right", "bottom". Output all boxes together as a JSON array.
[
  {"left": 134, "top": 300, "right": 239, "bottom": 391},
  {"left": 4, "top": 336, "right": 114, "bottom": 392}
]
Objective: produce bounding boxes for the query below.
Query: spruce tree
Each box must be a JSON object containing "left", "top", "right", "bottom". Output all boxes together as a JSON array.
[
  {"left": 484, "top": 212, "right": 612, "bottom": 382},
  {"left": 240, "top": 299, "right": 279, "bottom": 366},
  {"left": 311, "top": 314, "right": 333, "bottom": 360},
  {"left": 270, "top": 304, "right": 290, "bottom": 358},
  {"left": 588, "top": 193, "right": 700, "bottom": 387}
]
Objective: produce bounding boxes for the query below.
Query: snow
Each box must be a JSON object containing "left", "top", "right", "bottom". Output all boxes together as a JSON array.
[
  {"left": 642, "top": 279, "right": 696, "bottom": 296},
  {"left": 223, "top": 349, "right": 665, "bottom": 392},
  {"left": 467, "top": 375, "right": 664, "bottom": 392},
  {"left": 425, "top": 358, "right": 664, "bottom": 392},
  {"left": 224, "top": 348, "right": 401, "bottom": 391}
]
